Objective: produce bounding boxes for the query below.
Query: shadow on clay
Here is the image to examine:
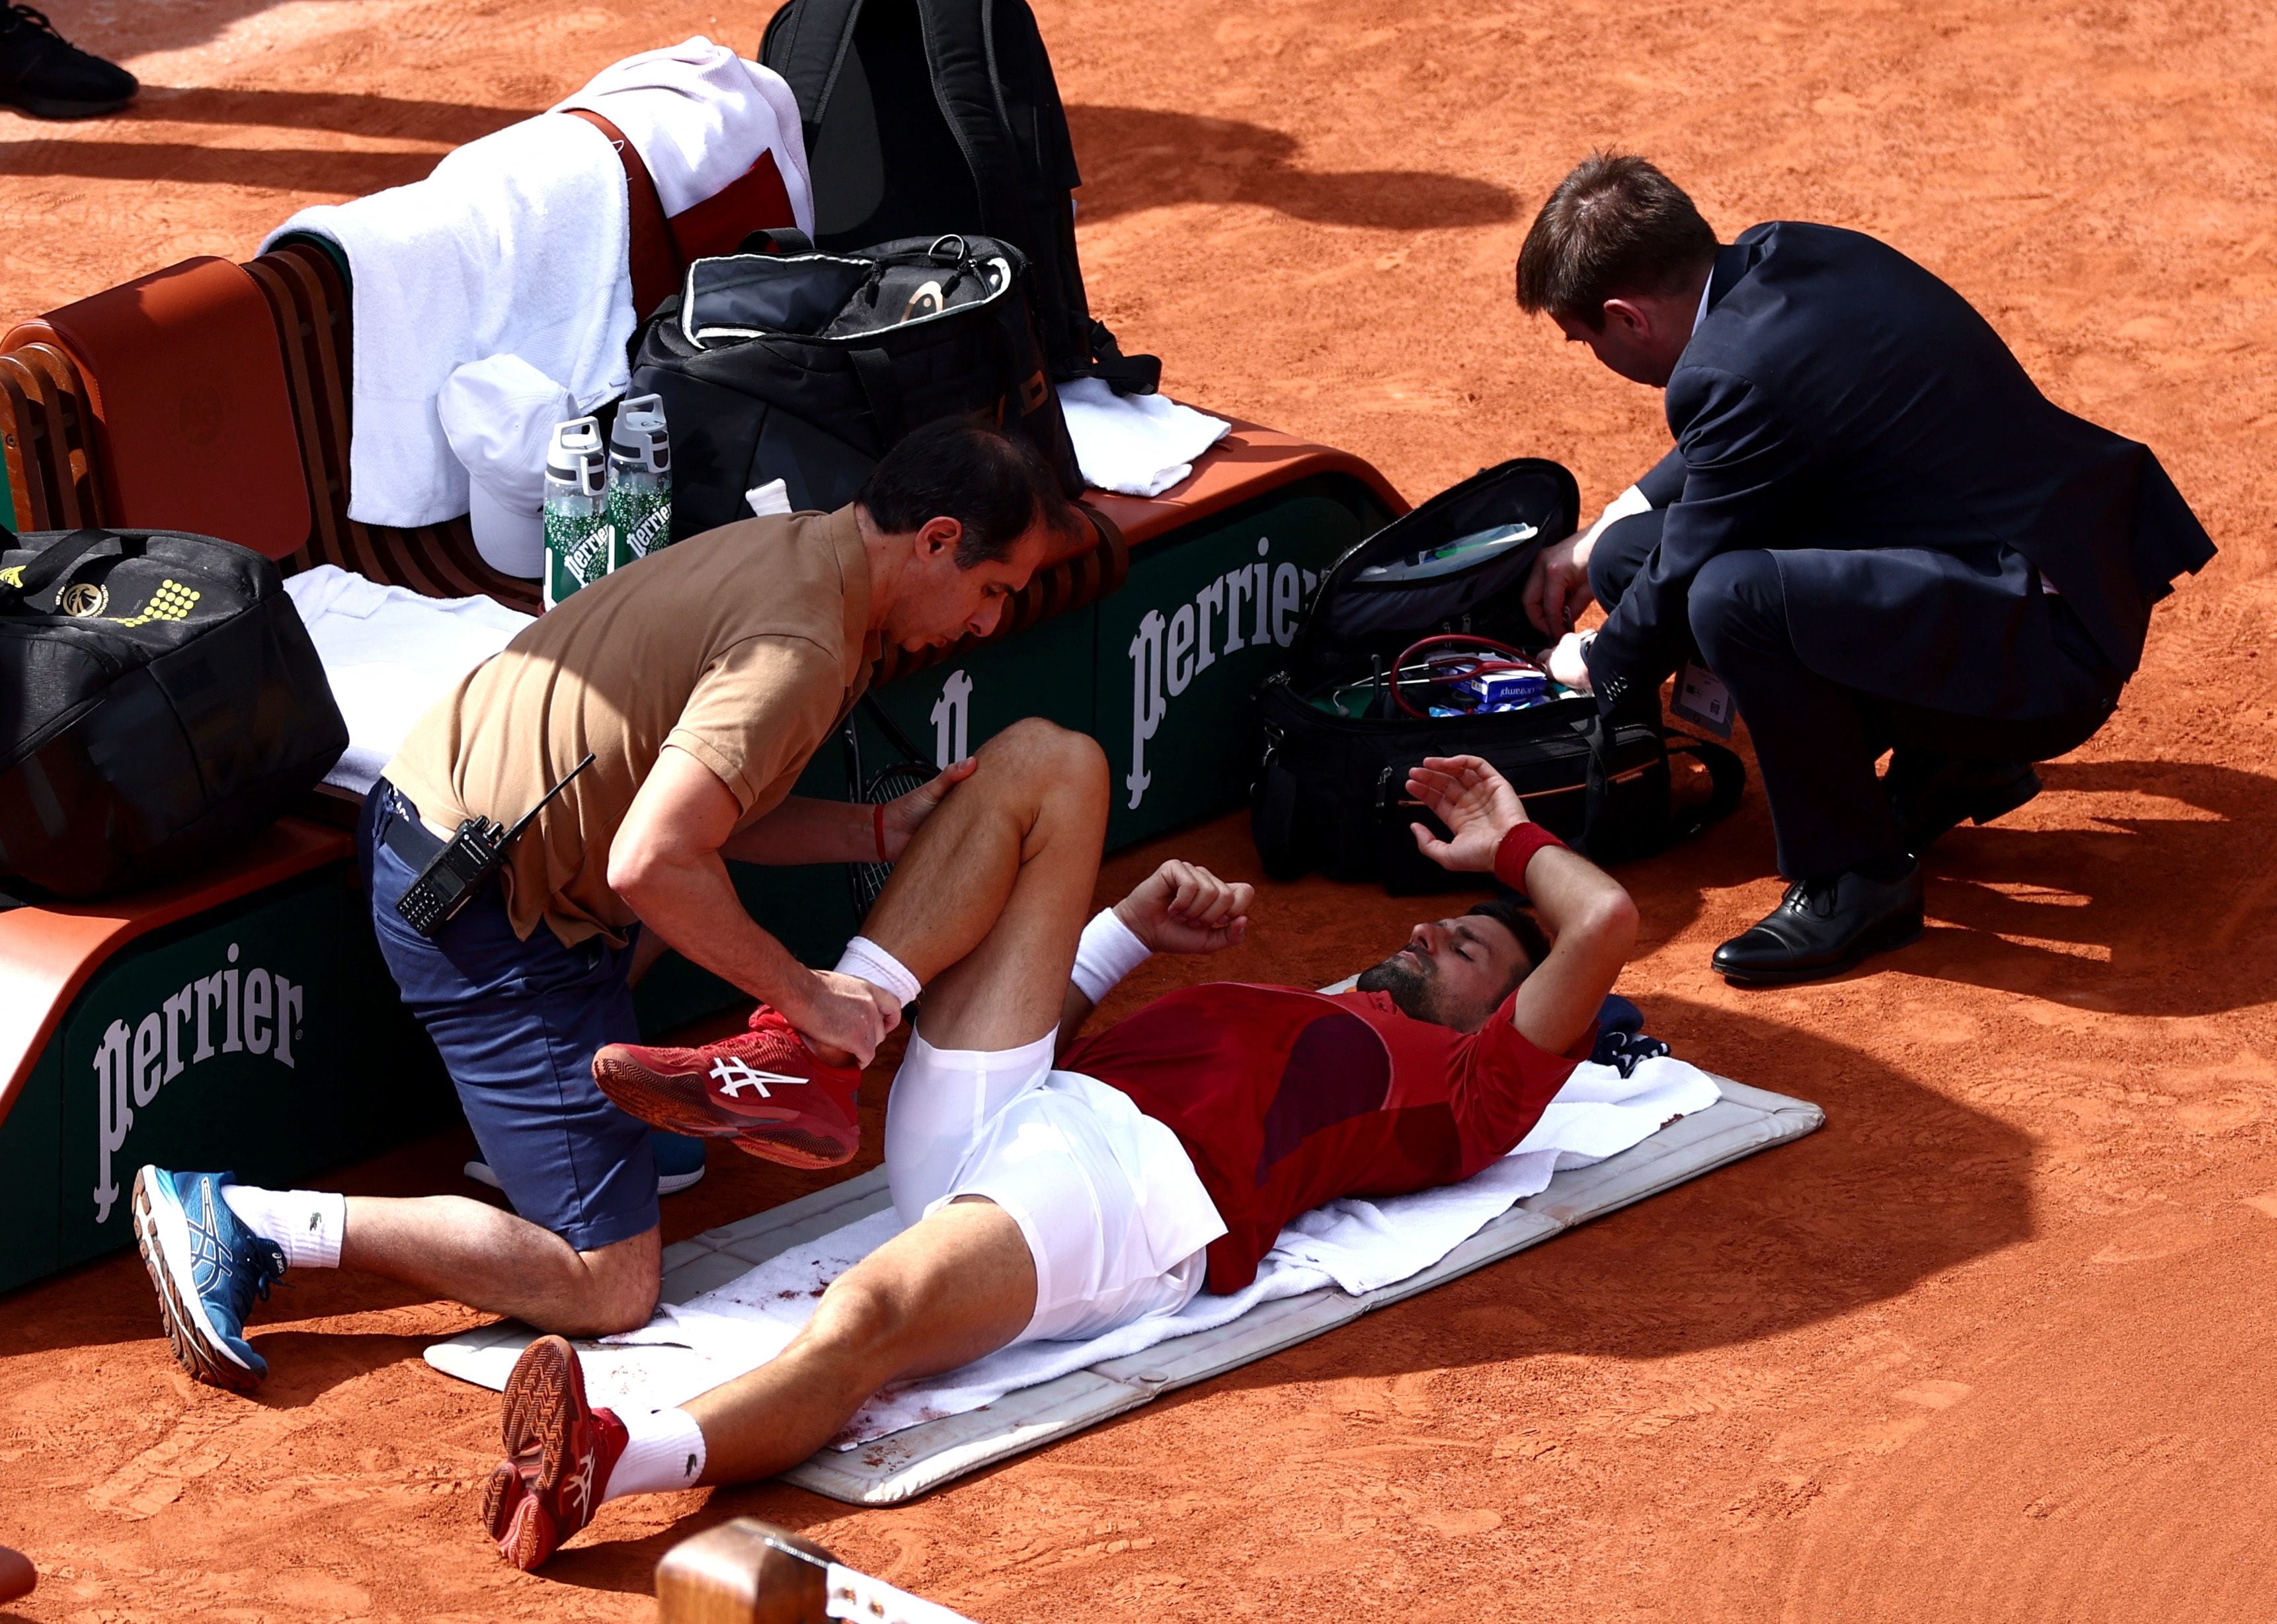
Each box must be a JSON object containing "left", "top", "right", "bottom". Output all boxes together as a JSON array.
[
  {"left": 0, "top": 139, "right": 447, "bottom": 197},
  {"left": 1066, "top": 104, "right": 1517, "bottom": 229},
  {"left": 1899, "top": 758, "right": 2277, "bottom": 1017}
]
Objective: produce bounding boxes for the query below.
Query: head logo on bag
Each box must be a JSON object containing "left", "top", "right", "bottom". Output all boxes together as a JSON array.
[
  {"left": 110, "top": 578, "right": 200, "bottom": 627},
  {"left": 59, "top": 581, "right": 108, "bottom": 617}
]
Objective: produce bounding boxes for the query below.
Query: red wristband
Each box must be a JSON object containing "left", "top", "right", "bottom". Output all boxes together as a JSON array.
[
  {"left": 873, "top": 801, "right": 889, "bottom": 863},
  {"left": 1492, "top": 822, "right": 1566, "bottom": 891}
]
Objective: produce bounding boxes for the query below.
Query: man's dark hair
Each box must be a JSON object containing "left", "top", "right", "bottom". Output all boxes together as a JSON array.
[
  {"left": 1515, "top": 152, "right": 1717, "bottom": 329},
  {"left": 1468, "top": 894, "right": 1552, "bottom": 995},
  {"left": 858, "top": 416, "right": 1066, "bottom": 566}
]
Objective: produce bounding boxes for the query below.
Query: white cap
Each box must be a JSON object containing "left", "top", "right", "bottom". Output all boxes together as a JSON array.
[{"left": 438, "top": 355, "right": 578, "bottom": 578}]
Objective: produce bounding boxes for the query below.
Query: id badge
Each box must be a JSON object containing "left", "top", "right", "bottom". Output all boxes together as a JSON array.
[{"left": 1669, "top": 660, "right": 1735, "bottom": 739}]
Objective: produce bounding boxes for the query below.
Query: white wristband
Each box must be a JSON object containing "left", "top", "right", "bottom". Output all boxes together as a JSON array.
[{"left": 1070, "top": 908, "right": 1151, "bottom": 1005}]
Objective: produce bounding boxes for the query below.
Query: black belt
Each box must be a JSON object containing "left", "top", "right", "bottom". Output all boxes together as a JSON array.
[{"left": 376, "top": 779, "right": 448, "bottom": 871}]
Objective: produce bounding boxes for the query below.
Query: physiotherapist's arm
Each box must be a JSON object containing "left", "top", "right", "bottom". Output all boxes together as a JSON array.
[
  {"left": 1583, "top": 366, "right": 1810, "bottom": 705},
  {"left": 610, "top": 745, "right": 899, "bottom": 1065},
  {"left": 720, "top": 760, "right": 978, "bottom": 865}
]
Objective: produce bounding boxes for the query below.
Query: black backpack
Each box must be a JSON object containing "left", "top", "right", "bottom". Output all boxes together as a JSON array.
[
  {"left": 1251, "top": 460, "right": 1744, "bottom": 894},
  {"left": 0, "top": 526, "right": 348, "bottom": 900},
  {"left": 630, "top": 232, "right": 1082, "bottom": 535},
  {"left": 759, "top": 0, "right": 1160, "bottom": 393}
]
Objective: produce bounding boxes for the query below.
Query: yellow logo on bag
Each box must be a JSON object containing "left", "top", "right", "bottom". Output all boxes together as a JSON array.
[
  {"left": 112, "top": 578, "right": 200, "bottom": 627},
  {"left": 60, "top": 581, "right": 109, "bottom": 617},
  {"left": 0, "top": 566, "right": 21, "bottom": 588}
]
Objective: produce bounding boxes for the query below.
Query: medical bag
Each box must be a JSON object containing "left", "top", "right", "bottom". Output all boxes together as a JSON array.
[
  {"left": 629, "top": 231, "right": 1083, "bottom": 537},
  {"left": 0, "top": 525, "right": 347, "bottom": 899},
  {"left": 1250, "top": 459, "right": 1744, "bottom": 893}
]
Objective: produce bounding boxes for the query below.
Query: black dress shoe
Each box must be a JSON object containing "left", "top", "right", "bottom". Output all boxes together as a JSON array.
[
  {"left": 1712, "top": 863, "right": 1925, "bottom": 986},
  {"left": 0, "top": 5, "right": 137, "bottom": 120},
  {"left": 1886, "top": 752, "right": 2041, "bottom": 855}
]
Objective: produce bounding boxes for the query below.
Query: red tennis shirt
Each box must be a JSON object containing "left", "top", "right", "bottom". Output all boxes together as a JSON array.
[{"left": 1062, "top": 984, "right": 1586, "bottom": 1294}]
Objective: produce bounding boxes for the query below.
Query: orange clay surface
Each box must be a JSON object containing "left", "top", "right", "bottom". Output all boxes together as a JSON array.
[{"left": 5, "top": 1, "right": 2277, "bottom": 1619}]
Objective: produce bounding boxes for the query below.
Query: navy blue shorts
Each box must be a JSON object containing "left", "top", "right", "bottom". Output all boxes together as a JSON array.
[{"left": 359, "top": 782, "right": 659, "bottom": 1252}]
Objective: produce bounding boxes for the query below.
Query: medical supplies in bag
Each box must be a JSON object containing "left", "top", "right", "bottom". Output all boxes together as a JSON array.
[
  {"left": 629, "top": 231, "right": 1081, "bottom": 537},
  {"left": 0, "top": 525, "right": 348, "bottom": 899},
  {"left": 1250, "top": 459, "right": 1745, "bottom": 893}
]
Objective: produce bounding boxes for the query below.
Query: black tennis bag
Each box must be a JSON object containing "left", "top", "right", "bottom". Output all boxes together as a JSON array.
[
  {"left": 1251, "top": 459, "right": 1744, "bottom": 894},
  {"left": 759, "top": 0, "right": 1158, "bottom": 391},
  {"left": 630, "top": 232, "right": 1084, "bottom": 538},
  {"left": 0, "top": 525, "right": 348, "bottom": 900}
]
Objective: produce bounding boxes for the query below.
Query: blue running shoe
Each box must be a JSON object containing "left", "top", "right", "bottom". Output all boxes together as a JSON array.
[{"left": 132, "top": 1168, "right": 286, "bottom": 1391}]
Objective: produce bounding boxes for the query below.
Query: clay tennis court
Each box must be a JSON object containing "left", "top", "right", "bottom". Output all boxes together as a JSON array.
[{"left": 5, "top": 0, "right": 2274, "bottom": 1617}]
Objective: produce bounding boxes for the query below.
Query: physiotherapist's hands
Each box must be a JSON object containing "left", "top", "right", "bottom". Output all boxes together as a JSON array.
[
  {"left": 1115, "top": 860, "right": 1254, "bottom": 955},
  {"left": 784, "top": 968, "right": 901, "bottom": 1067},
  {"left": 879, "top": 756, "right": 977, "bottom": 861},
  {"left": 1548, "top": 630, "right": 1595, "bottom": 694},
  {"left": 1405, "top": 754, "right": 1527, "bottom": 873},
  {"left": 1523, "top": 534, "right": 1595, "bottom": 642}
]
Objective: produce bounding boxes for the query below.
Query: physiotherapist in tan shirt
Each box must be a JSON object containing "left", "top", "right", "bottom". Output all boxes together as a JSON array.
[{"left": 130, "top": 418, "right": 1074, "bottom": 1392}]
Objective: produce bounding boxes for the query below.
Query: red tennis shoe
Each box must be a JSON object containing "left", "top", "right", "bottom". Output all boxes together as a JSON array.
[
  {"left": 591, "top": 1007, "right": 862, "bottom": 1170},
  {"left": 482, "top": 1334, "right": 627, "bottom": 1571}
]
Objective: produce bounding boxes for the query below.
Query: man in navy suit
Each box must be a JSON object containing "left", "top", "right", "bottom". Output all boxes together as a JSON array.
[{"left": 1515, "top": 153, "right": 2213, "bottom": 985}]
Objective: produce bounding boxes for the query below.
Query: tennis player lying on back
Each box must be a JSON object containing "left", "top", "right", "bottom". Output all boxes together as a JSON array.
[{"left": 482, "top": 720, "right": 1637, "bottom": 1567}]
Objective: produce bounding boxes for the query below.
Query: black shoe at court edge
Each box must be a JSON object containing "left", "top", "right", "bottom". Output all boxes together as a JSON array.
[
  {"left": 0, "top": 5, "right": 137, "bottom": 119},
  {"left": 1887, "top": 752, "right": 2042, "bottom": 856},
  {"left": 1712, "top": 862, "right": 1925, "bottom": 986}
]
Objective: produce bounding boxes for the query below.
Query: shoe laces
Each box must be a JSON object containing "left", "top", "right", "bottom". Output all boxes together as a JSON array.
[
  {"left": 2, "top": 6, "right": 61, "bottom": 38},
  {"left": 230, "top": 1232, "right": 289, "bottom": 1316},
  {"left": 1779, "top": 877, "right": 1839, "bottom": 918}
]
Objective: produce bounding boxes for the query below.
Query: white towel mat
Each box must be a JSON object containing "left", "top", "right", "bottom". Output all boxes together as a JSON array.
[
  {"left": 1058, "top": 379, "right": 1231, "bottom": 497},
  {"left": 263, "top": 114, "right": 635, "bottom": 529},
  {"left": 428, "top": 1056, "right": 1747, "bottom": 1461},
  {"left": 284, "top": 566, "right": 530, "bottom": 795}
]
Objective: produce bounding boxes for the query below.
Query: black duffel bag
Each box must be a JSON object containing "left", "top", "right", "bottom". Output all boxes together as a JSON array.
[
  {"left": 1251, "top": 459, "right": 1744, "bottom": 894},
  {"left": 631, "top": 231, "right": 1084, "bottom": 539},
  {"left": 0, "top": 525, "right": 348, "bottom": 899}
]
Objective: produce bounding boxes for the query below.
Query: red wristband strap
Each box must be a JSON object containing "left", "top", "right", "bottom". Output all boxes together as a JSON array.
[
  {"left": 1492, "top": 822, "right": 1567, "bottom": 891},
  {"left": 873, "top": 802, "right": 889, "bottom": 863}
]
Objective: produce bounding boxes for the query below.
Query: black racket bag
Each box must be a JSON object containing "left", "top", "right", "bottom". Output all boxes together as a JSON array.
[
  {"left": 0, "top": 525, "right": 347, "bottom": 900},
  {"left": 1250, "top": 459, "right": 1743, "bottom": 894},
  {"left": 629, "top": 231, "right": 1082, "bottom": 538}
]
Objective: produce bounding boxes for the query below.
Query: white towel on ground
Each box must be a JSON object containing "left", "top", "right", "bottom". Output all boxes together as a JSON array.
[
  {"left": 262, "top": 114, "right": 635, "bottom": 529},
  {"left": 1058, "top": 378, "right": 1231, "bottom": 497},
  {"left": 553, "top": 35, "right": 815, "bottom": 234},
  {"left": 284, "top": 566, "right": 531, "bottom": 794},
  {"left": 426, "top": 1055, "right": 1718, "bottom": 1446}
]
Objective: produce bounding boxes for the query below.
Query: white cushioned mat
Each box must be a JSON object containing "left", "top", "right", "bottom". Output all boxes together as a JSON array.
[{"left": 432, "top": 1075, "right": 1819, "bottom": 1506}]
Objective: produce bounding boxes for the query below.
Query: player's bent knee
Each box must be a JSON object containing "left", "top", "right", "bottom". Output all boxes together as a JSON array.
[
  {"left": 562, "top": 1230, "right": 662, "bottom": 1336},
  {"left": 805, "top": 1273, "right": 912, "bottom": 1367},
  {"left": 982, "top": 718, "right": 1108, "bottom": 796}
]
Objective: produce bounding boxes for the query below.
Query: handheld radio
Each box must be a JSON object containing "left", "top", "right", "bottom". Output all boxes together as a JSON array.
[{"left": 395, "top": 753, "right": 596, "bottom": 938}]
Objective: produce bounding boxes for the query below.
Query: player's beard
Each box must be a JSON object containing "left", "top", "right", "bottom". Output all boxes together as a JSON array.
[{"left": 1355, "top": 950, "right": 1447, "bottom": 1025}]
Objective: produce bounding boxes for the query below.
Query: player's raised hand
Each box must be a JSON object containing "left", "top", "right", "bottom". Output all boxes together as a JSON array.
[
  {"left": 1405, "top": 754, "right": 1528, "bottom": 873},
  {"left": 1115, "top": 859, "right": 1254, "bottom": 954}
]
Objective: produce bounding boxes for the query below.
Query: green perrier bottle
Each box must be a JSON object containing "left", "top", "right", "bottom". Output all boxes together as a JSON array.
[{"left": 541, "top": 416, "right": 611, "bottom": 610}]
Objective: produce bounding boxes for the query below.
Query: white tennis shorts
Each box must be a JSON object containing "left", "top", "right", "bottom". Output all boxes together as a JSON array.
[{"left": 885, "top": 1028, "right": 1226, "bottom": 1343}]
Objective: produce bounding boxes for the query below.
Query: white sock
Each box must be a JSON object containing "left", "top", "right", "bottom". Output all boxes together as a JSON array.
[
  {"left": 834, "top": 935, "right": 923, "bottom": 1008},
  {"left": 1070, "top": 908, "right": 1151, "bottom": 1005},
  {"left": 220, "top": 1184, "right": 345, "bottom": 1270},
  {"left": 602, "top": 1405, "right": 707, "bottom": 1500}
]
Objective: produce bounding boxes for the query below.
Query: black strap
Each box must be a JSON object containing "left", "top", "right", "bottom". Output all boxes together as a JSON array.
[
  {"left": 1665, "top": 732, "right": 1747, "bottom": 839},
  {"left": 846, "top": 346, "right": 904, "bottom": 447},
  {"left": 0, "top": 526, "right": 128, "bottom": 609},
  {"left": 738, "top": 225, "right": 815, "bottom": 256},
  {"left": 1084, "top": 318, "right": 1162, "bottom": 395}
]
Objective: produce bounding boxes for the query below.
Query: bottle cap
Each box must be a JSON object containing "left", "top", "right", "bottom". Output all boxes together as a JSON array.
[
  {"left": 546, "top": 416, "right": 607, "bottom": 496},
  {"left": 610, "top": 393, "right": 670, "bottom": 475}
]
